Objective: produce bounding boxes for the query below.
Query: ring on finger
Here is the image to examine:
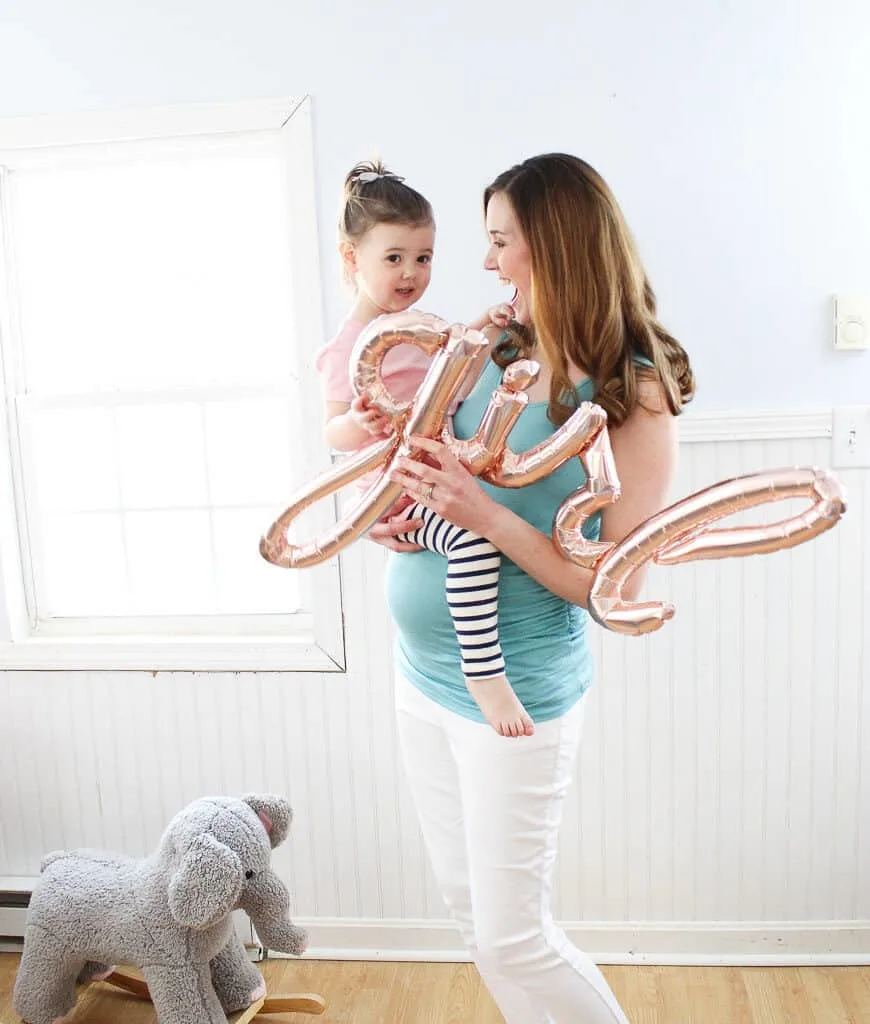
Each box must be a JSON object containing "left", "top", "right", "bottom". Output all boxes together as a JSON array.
[{"left": 424, "top": 482, "right": 435, "bottom": 501}]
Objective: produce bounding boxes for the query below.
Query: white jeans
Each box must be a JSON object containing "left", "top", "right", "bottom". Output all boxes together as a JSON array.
[{"left": 395, "top": 673, "right": 629, "bottom": 1024}]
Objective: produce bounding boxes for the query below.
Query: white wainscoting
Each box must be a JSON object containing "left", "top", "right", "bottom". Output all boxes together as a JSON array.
[{"left": 1, "top": 411, "right": 868, "bottom": 965}]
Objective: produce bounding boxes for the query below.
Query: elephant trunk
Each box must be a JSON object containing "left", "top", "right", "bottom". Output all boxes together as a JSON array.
[{"left": 242, "top": 872, "right": 307, "bottom": 955}]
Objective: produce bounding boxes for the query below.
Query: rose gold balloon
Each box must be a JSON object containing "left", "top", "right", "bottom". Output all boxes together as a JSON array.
[
  {"left": 584, "top": 466, "right": 847, "bottom": 635},
  {"left": 551, "top": 426, "right": 622, "bottom": 569},
  {"left": 265, "top": 306, "right": 850, "bottom": 624},
  {"left": 259, "top": 436, "right": 402, "bottom": 569},
  {"left": 403, "top": 324, "right": 488, "bottom": 439},
  {"left": 443, "top": 359, "right": 540, "bottom": 475},
  {"left": 260, "top": 319, "right": 489, "bottom": 569},
  {"left": 350, "top": 310, "right": 450, "bottom": 422},
  {"left": 653, "top": 467, "right": 846, "bottom": 564},
  {"left": 483, "top": 401, "right": 609, "bottom": 487}
]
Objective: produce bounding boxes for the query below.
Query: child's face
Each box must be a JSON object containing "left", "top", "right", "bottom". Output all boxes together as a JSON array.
[{"left": 344, "top": 221, "right": 435, "bottom": 315}]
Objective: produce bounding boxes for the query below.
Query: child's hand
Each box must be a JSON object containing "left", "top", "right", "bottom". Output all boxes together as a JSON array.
[
  {"left": 488, "top": 302, "right": 516, "bottom": 329},
  {"left": 349, "top": 394, "right": 392, "bottom": 437},
  {"left": 489, "top": 289, "right": 530, "bottom": 328}
]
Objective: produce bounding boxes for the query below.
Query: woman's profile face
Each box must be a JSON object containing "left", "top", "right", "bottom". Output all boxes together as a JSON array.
[{"left": 484, "top": 191, "right": 532, "bottom": 306}]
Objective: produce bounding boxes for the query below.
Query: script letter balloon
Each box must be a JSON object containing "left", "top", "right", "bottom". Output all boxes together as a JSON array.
[
  {"left": 552, "top": 427, "right": 622, "bottom": 570},
  {"left": 350, "top": 310, "right": 451, "bottom": 423},
  {"left": 585, "top": 467, "right": 846, "bottom": 635},
  {"left": 261, "top": 319, "right": 488, "bottom": 568}
]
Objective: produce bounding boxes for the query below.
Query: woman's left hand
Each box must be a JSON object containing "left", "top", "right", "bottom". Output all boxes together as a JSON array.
[{"left": 390, "top": 436, "right": 498, "bottom": 537}]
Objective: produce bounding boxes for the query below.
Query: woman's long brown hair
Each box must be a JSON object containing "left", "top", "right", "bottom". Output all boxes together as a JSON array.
[{"left": 485, "top": 154, "right": 694, "bottom": 427}]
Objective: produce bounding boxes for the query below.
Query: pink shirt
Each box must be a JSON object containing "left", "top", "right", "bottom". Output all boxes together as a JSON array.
[
  {"left": 314, "top": 317, "right": 434, "bottom": 405},
  {"left": 314, "top": 315, "right": 443, "bottom": 495}
]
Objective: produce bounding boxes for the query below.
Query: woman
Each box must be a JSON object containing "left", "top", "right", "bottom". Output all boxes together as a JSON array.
[{"left": 371, "top": 153, "right": 694, "bottom": 1023}]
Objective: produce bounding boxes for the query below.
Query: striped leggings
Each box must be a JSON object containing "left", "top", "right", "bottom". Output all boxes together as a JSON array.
[{"left": 396, "top": 503, "right": 505, "bottom": 680}]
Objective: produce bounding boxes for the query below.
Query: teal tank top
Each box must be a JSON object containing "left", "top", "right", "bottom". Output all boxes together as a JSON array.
[{"left": 384, "top": 357, "right": 601, "bottom": 723}]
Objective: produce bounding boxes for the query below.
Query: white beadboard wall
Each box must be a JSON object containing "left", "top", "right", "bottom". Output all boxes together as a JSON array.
[{"left": 1, "top": 412, "right": 868, "bottom": 965}]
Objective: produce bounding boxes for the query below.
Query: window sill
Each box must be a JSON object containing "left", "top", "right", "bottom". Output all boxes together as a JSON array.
[{"left": 0, "top": 634, "right": 345, "bottom": 673}]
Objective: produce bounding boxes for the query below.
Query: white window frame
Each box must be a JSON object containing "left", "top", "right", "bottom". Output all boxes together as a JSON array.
[{"left": 0, "top": 96, "right": 346, "bottom": 673}]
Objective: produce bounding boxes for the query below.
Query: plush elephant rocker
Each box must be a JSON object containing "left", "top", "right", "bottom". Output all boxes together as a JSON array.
[{"left": 13, "top": 793, "right": 308, "bottom": 1024}]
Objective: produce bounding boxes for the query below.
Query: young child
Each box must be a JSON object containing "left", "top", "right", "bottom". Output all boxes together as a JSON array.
[{"left": 314, "top": 160, "right": 534, "bottom": 737}]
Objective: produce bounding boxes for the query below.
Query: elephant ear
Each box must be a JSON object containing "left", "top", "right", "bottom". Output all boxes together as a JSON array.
[
  {"left": 242, "top": 794, "right": 293, "bottom": 848},
  {"left": 168, "top": 833, "right": 243, "bottom": 928}
]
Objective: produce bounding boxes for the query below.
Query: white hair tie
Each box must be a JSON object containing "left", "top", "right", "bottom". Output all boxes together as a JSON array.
[{"left": 354, "top": 171, "right": 405, "bottom": 184}]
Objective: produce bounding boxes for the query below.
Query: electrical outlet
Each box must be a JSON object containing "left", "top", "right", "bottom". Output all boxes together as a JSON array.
[{"left": 832, "top": 406, "right": 870, "bottom": 468}]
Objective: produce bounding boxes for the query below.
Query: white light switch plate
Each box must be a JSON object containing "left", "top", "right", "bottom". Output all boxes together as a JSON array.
[{"left": 832, "top": 405, "right": 870, "bottom": 468}]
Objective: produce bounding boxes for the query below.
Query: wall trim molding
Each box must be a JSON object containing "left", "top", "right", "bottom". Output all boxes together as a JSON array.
[
  {"left": 288, "top": 917, "right": 870, "bottom": 967},
  {"left": 5, "top": 896, "right": 870, "bottom": 966},
  {"left": 679, "top": 410, "right": 832, "bottom": 444}
]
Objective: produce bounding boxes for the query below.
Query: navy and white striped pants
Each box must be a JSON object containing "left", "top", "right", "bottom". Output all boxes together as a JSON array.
[{"left": 396, "top": 503, "right": 505, "bottom": 680}]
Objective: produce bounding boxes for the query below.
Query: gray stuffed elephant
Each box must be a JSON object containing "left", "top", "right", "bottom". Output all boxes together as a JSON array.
[{"left": 13, "top": 793, "right": 307, "bottom": 1024}]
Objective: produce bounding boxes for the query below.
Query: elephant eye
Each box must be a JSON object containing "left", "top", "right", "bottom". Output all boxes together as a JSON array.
[{"left": 245, "top": 870, "right": 255, "bottom": 879}]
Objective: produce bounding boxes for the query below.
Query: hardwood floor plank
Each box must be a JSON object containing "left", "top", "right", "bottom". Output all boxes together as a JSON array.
[
  {"left": 2, "top": 953, "right": 870, "bottom": 1023},
  {"left": 741, "top": 968, "right": 789, "bottom": 1024},
  {"left": 799, "top": 966, "right": 852, "bottom": 1024},
  {"left": 606, "top": 964, "right": 661, "bottom": 1024}
]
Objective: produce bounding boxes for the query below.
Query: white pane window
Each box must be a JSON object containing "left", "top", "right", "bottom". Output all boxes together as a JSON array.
[
  {"left": 0, "top": 99, "right": 343, "bottom": 671},
  {"left": 12, "top": 146, "right": 298, "bottom": 393}
]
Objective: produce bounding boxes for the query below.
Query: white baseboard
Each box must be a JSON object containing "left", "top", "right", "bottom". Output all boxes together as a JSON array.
[
  {"left": 5, "top": 915, "right": 869, "bottom": 965},
  {"left": 5, "top": 874, "right": 869, "bottom": 966},
  {"left": 283, "top": 918, "right": 870, "bottom": 967}
]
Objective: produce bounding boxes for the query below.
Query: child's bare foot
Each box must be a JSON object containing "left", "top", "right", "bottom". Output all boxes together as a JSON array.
[{"left": 467, "top": 674, "right": 534, "bottom": 737}]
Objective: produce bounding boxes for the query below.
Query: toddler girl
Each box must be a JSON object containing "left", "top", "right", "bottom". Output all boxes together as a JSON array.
[{"left": 315, "top": 161, "right": 533, "bottom": 738}]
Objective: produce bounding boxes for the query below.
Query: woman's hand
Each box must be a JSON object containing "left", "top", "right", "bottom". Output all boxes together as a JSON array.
[{"left": 389, "top": 436, "right": 499, "bottom": 537}]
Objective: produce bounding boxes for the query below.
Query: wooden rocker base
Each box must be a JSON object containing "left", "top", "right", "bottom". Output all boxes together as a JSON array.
[{"left": 104, "top": 968, "right": 327, "bottom": 1020}]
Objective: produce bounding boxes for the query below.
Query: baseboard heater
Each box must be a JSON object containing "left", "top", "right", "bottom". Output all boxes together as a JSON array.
[
  {"left": 0, "top": 877, "right": 35, "bottom": 950},
  {"left": 0, "top": 877, "right": 261, "bottom": 959}
]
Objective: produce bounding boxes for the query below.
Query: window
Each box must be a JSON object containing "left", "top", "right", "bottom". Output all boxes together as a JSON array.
[{"left": 0, "top": 98, "right": 344, "bottom": 671}]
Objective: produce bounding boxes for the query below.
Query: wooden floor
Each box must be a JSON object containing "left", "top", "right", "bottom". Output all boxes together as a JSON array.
[{"left": 2, "top": 952, "right": 870, "bottom": 1023}]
